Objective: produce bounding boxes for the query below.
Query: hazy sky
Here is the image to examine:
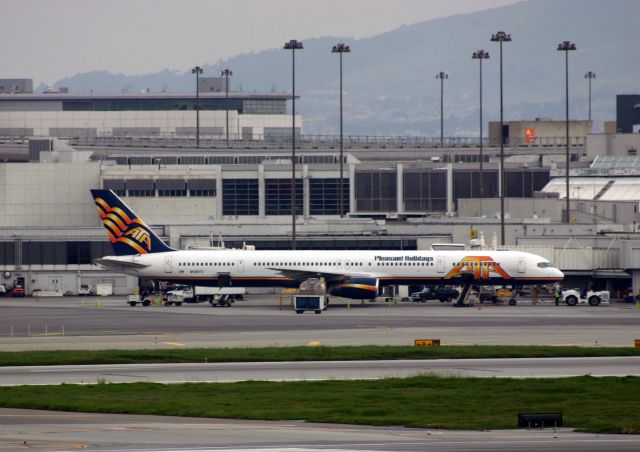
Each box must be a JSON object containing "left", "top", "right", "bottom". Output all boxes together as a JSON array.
[{"left": 3, "top": 0, "right": 519, "bottom": 84}]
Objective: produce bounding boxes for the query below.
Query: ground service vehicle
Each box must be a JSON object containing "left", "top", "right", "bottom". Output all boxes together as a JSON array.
[
  {"left": 562, "top": 289, "right": 610, "bottom": 306},
  {"left": 294, "top": 295, "right": 327, "bottom": 314},
  {"left": 96, "top": 284, "right": 113, "bottom": 296},
  {"left": 478, "top": 287, "right": 497, "bottom": 303},
  {"left": 477, "top": 287, "right": 518, "bottom": 305},
  {"left": 164, "top": 285, "right": 245, "bottom": 306},
  {"left": 410, "top": 286, "right": 459, "bottom": 302},
  {"left": 78, "top": 284, "right": 95, "bottom": 296},
  {"left": 127, "top": 294, "right": 151, "bottom": 307}
]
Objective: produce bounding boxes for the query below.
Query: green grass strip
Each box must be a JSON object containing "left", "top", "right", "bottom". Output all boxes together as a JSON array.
[
  {"left": 0, "top": 376, "right": 638, "bottom": 433},
  {"left": 1, "top": 345, "right": 640, "bottom": 367}
]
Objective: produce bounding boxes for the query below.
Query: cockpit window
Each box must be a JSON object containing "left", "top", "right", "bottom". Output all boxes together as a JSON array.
[{"left": 537, "top": 262, "right": 555, "bottom": 268}]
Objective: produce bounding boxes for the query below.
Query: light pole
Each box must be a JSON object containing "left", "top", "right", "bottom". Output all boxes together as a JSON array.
[
  {"left": 558, "top": 41, "right": 577, "bottom": 224},
  {"left": 585, "top": 71, "right": 595, "bottom": 122},
  {"left": 191, "top": 66, "right": 203, "bottom": 147},
  {"left": 472, "top": 50, "right": 490, "bottom": 199},
  {"left": 490, "top": 31, "right": 511, "bottom": 246},
  {"left": 435, "top": 72, "right": 448, "bottom": 148},
  {"left": 332, "top": 43, "right": 350, "bottom": 217},
  {"left": 221, "top": 69, "right": 232, "bottom": 145},
  {"left": 284, "top": 39, "right": 303, "bottom": 250}
]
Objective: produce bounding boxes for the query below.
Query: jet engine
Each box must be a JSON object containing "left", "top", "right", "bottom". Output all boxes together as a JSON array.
[{"left": 328, "top": 278, "right": 379, "bottom": 300}]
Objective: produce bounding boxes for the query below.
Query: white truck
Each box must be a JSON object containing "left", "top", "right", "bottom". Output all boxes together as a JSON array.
[
  {"left": 561, "top": 289, "right": 610, "bottom": 306},
  {"left": 164, "top": 285, "right": 245, "bottom": 307},
  {"left": 96, "top": 283, "right": 113, "bottom": 296}
]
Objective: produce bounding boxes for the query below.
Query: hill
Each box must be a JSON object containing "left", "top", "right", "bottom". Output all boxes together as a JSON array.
[{"left": 51, "top": 0, "right": 640, "bottom": 135}]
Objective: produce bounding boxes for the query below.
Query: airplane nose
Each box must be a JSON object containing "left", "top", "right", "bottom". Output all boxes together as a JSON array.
[{"left": 554, "top": 268, "right": 565, "bottom": 280}]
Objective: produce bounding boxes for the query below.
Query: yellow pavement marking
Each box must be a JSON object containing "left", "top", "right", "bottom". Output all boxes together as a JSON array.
[{"left": 161, "top": 341, "right": 186, "bottom": 347}]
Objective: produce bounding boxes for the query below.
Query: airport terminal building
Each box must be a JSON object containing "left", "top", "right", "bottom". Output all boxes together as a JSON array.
[
  {"left": 1, "top": 133, "right": 640, "bottom": 297},
  {"left": 0, "top": 86, "right": 299, "bottom": 140}
]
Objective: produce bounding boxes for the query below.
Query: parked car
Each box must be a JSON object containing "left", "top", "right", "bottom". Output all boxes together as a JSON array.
[
  {"left": 0, "top": 284, "right": 6, "bottom": 297},
  {"left": 410, "top": 286, "right": 459, "bottom": 303},
  {"left": 479, "top": 287, "right": 498, "bottom": 303},
  {"left": 11, "top": 286, "right": 25, "bottom": 297}
]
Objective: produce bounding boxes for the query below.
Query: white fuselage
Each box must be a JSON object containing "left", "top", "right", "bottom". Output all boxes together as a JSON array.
[{"left": 99, "top": 249, "right": 564, "bottom": 288}]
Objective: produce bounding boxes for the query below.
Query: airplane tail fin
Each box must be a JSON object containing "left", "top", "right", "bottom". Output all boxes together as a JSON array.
[{"left": 90, "top": 189, "right": 175, "bottom": 256}]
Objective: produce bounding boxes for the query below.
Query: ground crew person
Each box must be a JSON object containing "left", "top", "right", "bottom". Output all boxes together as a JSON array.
[{"left": 554, "top": 284, "right": 561, "bottom": 306}]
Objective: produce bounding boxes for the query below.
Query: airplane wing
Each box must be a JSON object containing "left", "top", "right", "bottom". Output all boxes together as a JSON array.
[{"left": 267, "top": 267, "right": 378, "bottom": 282}]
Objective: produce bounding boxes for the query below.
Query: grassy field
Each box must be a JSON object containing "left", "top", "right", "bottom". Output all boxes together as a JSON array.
[
  {"left": 1, "top": 345, "right": 640, "bottom": 367},
  {"left": 0, "top": 375, "right": 638, "bottom": 433}
]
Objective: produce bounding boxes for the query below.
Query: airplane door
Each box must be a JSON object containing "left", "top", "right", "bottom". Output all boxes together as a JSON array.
[
  {"left": 518, "top": 258, "right": 526, "bottom": 273},
  {"left": 164, "top": 255, "right": 172, "bottom": 274},
  {"left": 237, "top": 260, "right": 244, "bottom": 273},
  {"left": 436, "top": 256, "right": 445, "bottom": 273}
]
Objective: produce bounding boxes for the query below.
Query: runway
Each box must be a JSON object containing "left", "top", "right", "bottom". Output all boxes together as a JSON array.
[
  {"left": 1, "top": 296, "right": 639, "bottom": 350},
  {"left": 1, "top": 356, "right": 639, "bottom": 385},
  {"left": 1, "top": 408, "right": 639, "bottom": 452}
]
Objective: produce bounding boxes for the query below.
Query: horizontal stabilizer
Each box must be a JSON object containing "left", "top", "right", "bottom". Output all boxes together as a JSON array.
[{"left": 93, "top": 258, "right": 150, "bottom": 271}]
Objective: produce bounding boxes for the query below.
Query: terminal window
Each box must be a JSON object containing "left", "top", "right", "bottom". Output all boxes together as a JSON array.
[
  {"left": 157, "top": 179, "right": 187, "bottom": 197},
  {"left": 453, "top": 170, "right": 499, "bottom": 201},
  {"left": 265, "top": 178, "right": 303, "bottom": 215},
  {"left": 0, "top": 242, "right": 15, "bottom": 265},
  {"left": 309, "top": 178, "right": 350, "bottom": 215},
  {"left": 504, "top": 170, "right": 550, "bottom": 197},
  {"left": 187, "top": 179, "right": 216, "bottom": 197},
  {"left": 17, "top": 242, "right": 115, "bottom": 265},
  {"left": 126, "top": 179, "right": 155, "bottom": 197},
  {"left": 222, "top": 179, "right": 259, "bottom": 215},
  {"left": 103, "top": 179, "right": 126, "bottom": 196},
  {"left": 403, "top": 170, "right": 447, "bottom": 212},
  {"left": 355, "top": 171, "right": 397, "bottom": 212}
]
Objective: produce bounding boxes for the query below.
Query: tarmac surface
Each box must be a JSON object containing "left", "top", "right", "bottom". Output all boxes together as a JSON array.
[
  {"left": 1, "top": 408, "right": 640, "bottom": 452},
  {"left": 2, "top": 296, "right": 640, "bottom": 451},
  {"left": 0, "top": 295, "right": 639, "bottom": 350}
]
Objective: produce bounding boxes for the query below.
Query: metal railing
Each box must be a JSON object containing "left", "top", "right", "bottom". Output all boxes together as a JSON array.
[{"left": 0, "top": 134, "right": 587, "bottom": 151}]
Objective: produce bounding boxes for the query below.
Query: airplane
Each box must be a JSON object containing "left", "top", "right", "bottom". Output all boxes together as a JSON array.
[{"left": 90, "top": 189, "right": 564, "bottom": 302}]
